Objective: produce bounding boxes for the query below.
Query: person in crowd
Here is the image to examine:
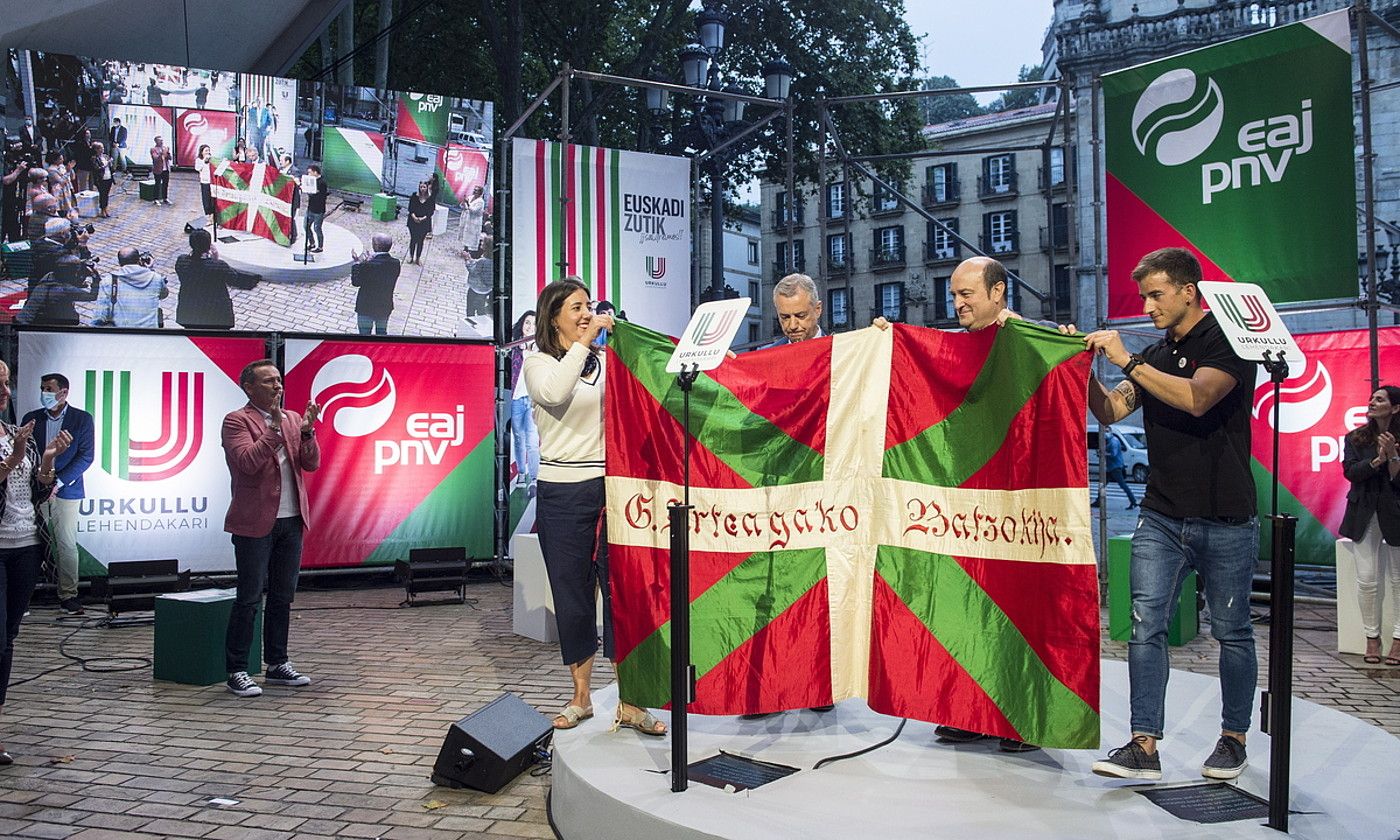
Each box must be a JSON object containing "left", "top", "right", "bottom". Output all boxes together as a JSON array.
[
  {"left": 175, "top": 228, "right": 258, "bottom": 330},
  {"left": 762, "top": 272, "right": 823, "bottom": 348},
  {"left": 461, "top": 184, "right": 486, "bottom": 254},
  {"left": 17, "top": 254, "right": 99, "bottom": 326},
  {"left": 1, "top": 148, "right": 26, "bottom": 244},
  {"left": 406, "top": 178, "right": 436, "bottom": 265},
  {"left": 195, "top": 83, "right": 209, "bottom": 110},
  {"left": 1086, "top": 247, "right": 1258, "bottom": 782},
  {"left": 21, "top": 373, "right": 94, "bottom": 616},
  {"left": 90, "top": 141, "right": 113, "bottom": 218},
  {"left": 70, "top": 129, "right": 95, "bottom": 194},
  {"left": 524, "top": 277, "right": 665, "bottom": 737},
  {"left": 20, "top": 117, "right": 42, "bottom": 160},
  {"left": 280, "top": 154, "right": 299, "bottom": 245},
  {"left": 44, "top": 153, "right": 76, "bottom": 220},
  {"left": 1092, "top": 426, "right": 1139, "bottom": 510},
  {"left": 196, "top": 145, "right": 215, "bottom": 217},
  {"left": 1340, "top": 385, "right": 1400, "bottom": 666},
  {"left": 0, "top": 356, "right": 71, "bottom": 764},
  {"left": 464, "top": 233, "right": 493, "bottom": 318},
  {"left": 244, "top": 146, "right": 261, "bottom": 166},
  {"left": 146, "top": 77, "right": 167, "bottom": 106},
  {"left": 232, "top": 137, "right": 247, "bottom": 164},
  {"left": 244, "top": 100, "right": 268, "bottom": 163},
  {"left": 150, "top": 136, "right": 172, "bottom": 206},
  {"left": 108, "top": 118, "right": 127, "bottom": 172},
  {"left": 28, "top": 217, "right": 73, "bottom": 290},
  {"left": 92, "top": 247, "right": 168, "bottom": 328},
  {"left": 262, "top": 105, "right": 280, "bottom": 163},
  {"left": 221, "top": 359, "right": 321, "bottom": 698},
  {"left": 301, "top": 165, "right": 327, "bottom": 253},
  {"left": 24, "top": 169, "right": 51, "bottom": 234},
  {"left": 509, "top": 310, "right": 539, "bottom": 494},
  {"left": 350, "top": 233, "right": 400, "bottom": 335}
]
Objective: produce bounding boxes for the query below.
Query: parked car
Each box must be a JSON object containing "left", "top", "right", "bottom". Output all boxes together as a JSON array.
[{"left": 1087, "top": 423, "right": 1150, "bottom": 483}]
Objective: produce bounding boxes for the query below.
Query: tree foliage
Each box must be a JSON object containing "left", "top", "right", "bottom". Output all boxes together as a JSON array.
[
  {"left": 917, "top": 75, "right": 983, "bottom": 126},
  {"left": 986, "top": 64, "right": 1046, "bottom": 113}
]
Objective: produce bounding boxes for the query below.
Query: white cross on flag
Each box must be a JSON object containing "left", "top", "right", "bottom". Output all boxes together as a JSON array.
[{"left": 211, "top": 161, "right": 297, "bottom": 246}]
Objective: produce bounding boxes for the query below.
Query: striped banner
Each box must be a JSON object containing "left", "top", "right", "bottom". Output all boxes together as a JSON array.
[
  {"left": 510, "top": 138, "right": 691, "bottom": 338},
  {"left": 323, "top": 126, "right": 386, "bottom": 195}
]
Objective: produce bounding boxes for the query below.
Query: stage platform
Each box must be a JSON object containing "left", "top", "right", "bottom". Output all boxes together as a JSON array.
[
  {"left": 215, "top": 222, "right": 362, "bottom": 284},
  {"left": 550, "top": 660, "right": 1399, "bottom": 839}
]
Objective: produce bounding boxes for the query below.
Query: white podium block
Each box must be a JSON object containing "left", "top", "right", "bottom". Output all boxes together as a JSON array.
[
  {"left": 432, "top": 204, "right": 449, "bottom": 236},
  {"left": 76, "top": 190, "right": 99, "bottom": 218},
  {"left": 511, "top": 532, "right": 605, "bottom": 645},
  {"left": 1335, "top": 538, "right": 1397, "bottom": 654}
]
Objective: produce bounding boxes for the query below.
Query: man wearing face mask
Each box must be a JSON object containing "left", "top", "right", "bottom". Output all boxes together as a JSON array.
[
  {"left": 20, "top": 117, "right": 41, "bottom": 160},
  {"left": 21, "top": 373, "right": 95, "bottom": 615}
]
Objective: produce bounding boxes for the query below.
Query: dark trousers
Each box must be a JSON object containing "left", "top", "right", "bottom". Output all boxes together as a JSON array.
[
  {"left": 536, "top": 478, "right": 612, "bottom": 665},
  {"left": 0, "top": 544, "right": 44, "bottom": 705},
  {"left": 201, "top": 183, "right": 214, "bottom": 216},
  {"left": 153, "top": 171, "right": 169, "bottom": 201},
  {"left": 224, "top": 516, "right": 303, "bottom": 674},
  {"left": 96, "top": 178, "right": 112, "bottom": 212},
  {"left": 305, "top": 212, "right": 324, "bottom": 249},
  {"left": 407, "top": 224, "right": 429, "bottom": 261}
]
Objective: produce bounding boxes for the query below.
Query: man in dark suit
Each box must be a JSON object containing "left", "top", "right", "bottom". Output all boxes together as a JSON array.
[
  {"left": 351, "top": 233, "right": 400, "bottom": 335},
  {"left": 107, "top": 118, "right": 128, "bottom": 172},
  {"left": 221, "top": 360, "right": 321, "bottom": 697},
  {"left": 19, "top": 117, "right": 41, "bottom": 159},
  {"left": 22, "top": 372, "right": 95, "bottom": 615}
]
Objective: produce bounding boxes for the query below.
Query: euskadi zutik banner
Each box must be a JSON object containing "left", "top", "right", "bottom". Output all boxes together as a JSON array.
[
  {"left": 1102, "top": 9, "right": 1355, "bottom": 319},
  {"left": 283, "top": 340, "right": 494, "bottom": 568},
  {"left": 606, "top": 320, "right": 1100, "bottom": 748},
  {"left": 511, "top": 139, "right": 690, "bottom": 338},
  {"left": 1251, "top": 326, "right": 1400, "bottom": 566},
  {"left": 16, "top": 332, "right": 265, "bottom": 573}
]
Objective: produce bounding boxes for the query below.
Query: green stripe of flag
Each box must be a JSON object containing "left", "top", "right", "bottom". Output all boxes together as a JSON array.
[
  {"left": 118, "top": 371, "right": 130, "bottom": 479},
  {"left": 580, "top": 147, "right": 592, "bottom": 288},
  {"left": 550, "top": 141, "right": 563, "bottom": 275},
  {"left": 883, "top": 320, "right": 1084, "bottom": 485},
  {"left": 875, "top": 545, "right": 1099, "bottom": 748},
  {"left": 617, "top": 547, "right": 827, "bottom": 707},
  {"left": 612, "top": 323, "right": 824, "bottom": 486},
  {"left": 610, "top": 147, "right": 621, "bottom": 308}
]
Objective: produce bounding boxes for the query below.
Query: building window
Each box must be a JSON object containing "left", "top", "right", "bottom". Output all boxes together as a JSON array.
[
  {"left": 748, "top": 280, "right": 760, "bottom": 301},
  {"left": 827, "top": 233, "right": 848, "bottom": 269},
  {"left": 748, "top": 322, "right": 760, "bottom": 343},
  {"left": 1050, "top": 202, "right": 1068, "bottom": 249},
  {"left": 984, "top": 210, "right": 1017, "bottom": 254},
  {"left": 925, "top": 163, "right": 957, "bottom": 204},
  {"left": 1048, "top": 147, "right": 1065, "bottom": 188},
  {"left": 927, "top": 218, "right": 959, "bottom": 261},
  {"left": 873, "top": 226, "right": 904, "bottom": 267},
  {"left": 982, "top": 153, "right": 1015, "bottom": 196},
  {"left": 935, "top": 276, "right": 954, "bottom": 322},
  {"left": 777, "top": 239, "right": 806, "bottom": 272},
  {"left": 775, "top": 191, "right": 803, "bottom": 225},
  {"left": 875, "top": 281, "right": 904, "bottom": 322},
  {"left": 874, "top": 182, "right": 902, "bottom": 213},
  {"left": 747, "top": 240, "right": 759, "bottom": 265},
  {"left": 1053, "top": 264, "right": 1073, "bottom": 323},
  {"left": 826, "top": 183, "right": 845, "bottom": 218},
  {"left": 829, "top": 287, "right": 850, "bottom": 329}
]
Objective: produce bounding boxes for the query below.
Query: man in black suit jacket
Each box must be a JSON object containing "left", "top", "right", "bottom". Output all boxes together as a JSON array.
[
  {"left": 108, "top": 119, "right": 128, "bottom": 172},
  {"left": 351, "top": 233, "right": 400, "bottom": 335},
  {"left": 21, "top": 372, "right": 96, "bottom": 614}
]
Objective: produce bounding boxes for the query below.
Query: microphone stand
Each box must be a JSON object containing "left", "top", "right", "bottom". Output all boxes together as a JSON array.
[{"left": 1259, "top": 348, "right": 1295, "bottom": 833}]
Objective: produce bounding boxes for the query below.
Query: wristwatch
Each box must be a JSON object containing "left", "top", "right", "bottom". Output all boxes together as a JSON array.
[{"left": 1121, "top": 353, "right": 1146, "bottom": 378}]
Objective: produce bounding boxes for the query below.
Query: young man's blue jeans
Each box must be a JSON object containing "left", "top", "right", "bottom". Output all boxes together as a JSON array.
[
  {"left": 304, "top": 212, "right": 325, "bottom": 249},
  {"left": 357, "top": 314, "right": 388, "bottom": 335},
  {"left": 1128, "top": 508, "right": 1258, "bottom": 740},
  {"left": 510, "top": 396, "right": 539, "bottom": 481}
]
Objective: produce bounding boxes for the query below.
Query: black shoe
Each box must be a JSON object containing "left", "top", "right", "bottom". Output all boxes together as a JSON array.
[
  {"left": 998, "top": 738, "right": 1041, "bottom": 753},
  {"left": 59, "top": 598, "right": 84, "bottom": 615},
  {"left": 740, "top": 712, "right": 778, "bottom": 720},
  {"left": 809, "top": 704, "right": 835, "bottom": 713},
  {"left": 226, "top": 671, "right": 262, "bottom": 697},
  {"left": 1091, "top": 736, "right": 1162, "bottom": 780},
  {"left": 0, "top": 750, "right": 12, "bottom": 765},
  {"left": 265, "top": 661, "right": 311, "bottom": 686},
  {"left": 1090, "top": 499, "right": 1101, "bottom": 508},
  {"left": 1201, "top": 735, "right": 1247, "bottom": 780},
  {"left": 934, "top": 725, "right": 993, "bottom": 743}
]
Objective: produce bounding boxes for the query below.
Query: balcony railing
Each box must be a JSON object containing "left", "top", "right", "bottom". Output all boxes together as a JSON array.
[
  {"left": 921, "top": 179, "right": 960, "bottom": 207},
  {"left": 825, "top": 254, "right": 851, "bottom": 275},
  {"left": 871, "top": 194, "right": 905, "bottom": 218},
  {"left": 772, "top": 257, "right": 806, "bottom": 282},
  {"left": 1039, "top": 225, "right": 1069, "bottom": 252},
  {"left": 979, "top": 232, "right": 1020, "bottom": 256},
  {"left": 870, "top": 245, "right": 906, "bottom": 272},
  {"left": 977, "top": 170, "right": 1019, "bottom": 200},
  {"left": 925, "top": 241, "right": 961, "bottom": 264},
  {"left": 1038, "top": 166, "right": 1067, "bottom": 191},
  {"left": 770, "top": 206, "right": 805, "bottom": 228}
]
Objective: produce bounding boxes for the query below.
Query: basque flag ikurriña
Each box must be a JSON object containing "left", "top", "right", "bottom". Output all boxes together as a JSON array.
[
  {"left": 606, "top": 319, "right": 1101, "bottom": 749},
  {"left": 211, "top": 160, "right": 297, "bottom": 246}
]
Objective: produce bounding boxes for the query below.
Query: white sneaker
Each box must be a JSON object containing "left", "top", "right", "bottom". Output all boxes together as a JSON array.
[
  {"left": 265, "top": 662, "right": 311, "bottom": 686},
  {"left": 226, "top": 671, "right": 262, "bottom": 697}
]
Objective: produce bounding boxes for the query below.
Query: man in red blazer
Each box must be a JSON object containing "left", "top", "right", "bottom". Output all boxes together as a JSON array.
[{"left": 222, "top": 359, "right": 321, "bottom": 697}]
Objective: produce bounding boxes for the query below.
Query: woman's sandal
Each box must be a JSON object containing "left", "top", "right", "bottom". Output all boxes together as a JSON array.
[
  {"left": 552, "top": 704, "right": 594, "bottom": 730},
  {"left": 612, "top": 704, "right": 666, "bottom": 737}
]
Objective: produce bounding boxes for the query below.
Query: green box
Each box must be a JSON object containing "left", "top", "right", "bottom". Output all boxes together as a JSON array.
[
  {"left": 139, "top": 179, "right": 160, "bottom": 202},
  {"left": 372, "top": 192, "right": 398, "bottom": 221},
  {"left": 153, "top": 590, "right": 260, "bottom": 685},
  {"left": 1107, "top": 534, "right": 1198, "bottom": 646}
]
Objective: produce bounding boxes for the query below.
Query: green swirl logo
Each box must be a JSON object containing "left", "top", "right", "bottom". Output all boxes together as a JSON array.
[{"left": 1131, "top": 68, "right": 1225, "bottom": 167}]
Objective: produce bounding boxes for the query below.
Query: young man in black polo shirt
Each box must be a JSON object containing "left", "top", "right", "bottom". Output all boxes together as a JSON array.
[{"left": 1082, "top": 247, "right": 1258, "bottom": 782}]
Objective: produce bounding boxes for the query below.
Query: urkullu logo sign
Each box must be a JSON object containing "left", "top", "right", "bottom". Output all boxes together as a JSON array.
[
  {"left": 87, "top": 369, "right": 204, "bottom": 481},
  {"left": 311, "top": 355, "right": 397, "bottom": 438}
]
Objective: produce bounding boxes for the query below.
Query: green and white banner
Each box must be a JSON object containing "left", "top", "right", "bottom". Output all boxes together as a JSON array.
[
  {"left": 322, "top": 126, "right": 386, "bottom": 197},
  {"left": 510, "top": 139, "right": 691, "bottom": 338},
  {"left": 1102, "top": 9, "right": 1356, "bottom": 318}
]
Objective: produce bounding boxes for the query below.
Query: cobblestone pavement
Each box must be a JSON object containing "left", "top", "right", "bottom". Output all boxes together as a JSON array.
[
  {"left": 0, "top": 577, "right": 1393, "bottom": 839},
  {"left": 2, "top": 171, "right": 483, "bottom": 338}
]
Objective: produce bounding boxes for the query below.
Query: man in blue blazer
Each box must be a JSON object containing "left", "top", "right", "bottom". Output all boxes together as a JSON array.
[{"left": 23, "top": 373, "right": 95, "bottom": 614}]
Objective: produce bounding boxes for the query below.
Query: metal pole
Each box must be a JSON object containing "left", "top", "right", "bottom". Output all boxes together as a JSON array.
[
  {"left": 1266, "top": 514, "right": 1296, "bottom": 832},
  {"left": 1091, "top": 77, "right": 1109, "bottom": 579},
  {"left": 668, "top": 368, "right": 698, "bottom": 792},
  {"left": 786, "top": 92, "right": 797, "bottom": 327},
  {"left": 710, "top": 161, "right": 725, "bottom": 298},
  {"left": 692, "top": 160, "right": 703, "bottom": 307},
  {"left": 558, "top": 64, "right": 571, "bottom": 276},
  {"left": 492, "top": 137, "right": 512, "bottom": 576},
  {"left": 1358, "top": 3, "right": 1380, "bottom": 391}
]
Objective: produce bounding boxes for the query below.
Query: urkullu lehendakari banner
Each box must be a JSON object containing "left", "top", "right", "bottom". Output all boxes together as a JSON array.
[
  {"left": 511, "top": 139, "right": 690, "bottom": 338},
  {"left": 17, "top": 332, "right": 266, "bottom": 574},
  {"left": 1102, "top": 9, "right": 1355, "bottom": 319},
  {"left": 605, "top": 320, "right": 1100, "bottom": 748}
]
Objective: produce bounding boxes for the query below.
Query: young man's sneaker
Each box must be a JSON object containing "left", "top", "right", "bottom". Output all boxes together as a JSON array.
[
  {"left": 59, "top": 598, "right": 84, "bottom": 615},
  {"left": 1091, "top": 736, "right": 1162, "bottom": 780},
  {"left": 265, "top": 662, "right": 311, "bottom": 686},
  {"left": 1201, "top": 735, "right": 1247, "bottom": 779},
  {"left": 226, "top": 672, "right": 262, "bottom": 697}
]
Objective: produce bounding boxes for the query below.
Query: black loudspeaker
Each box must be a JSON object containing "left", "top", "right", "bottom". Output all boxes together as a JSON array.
[{"left": 431, "top": 693, "right": 553, "bottom": 793}]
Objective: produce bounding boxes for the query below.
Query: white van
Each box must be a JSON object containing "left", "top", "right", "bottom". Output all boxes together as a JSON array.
[{"left": 1086, "top": 424, "right": 1150, "bottom": 483}]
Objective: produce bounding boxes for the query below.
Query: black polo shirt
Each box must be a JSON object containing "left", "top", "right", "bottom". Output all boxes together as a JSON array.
[{"left": 1139, "top": 312, "right": 1257, "bottom": 519}]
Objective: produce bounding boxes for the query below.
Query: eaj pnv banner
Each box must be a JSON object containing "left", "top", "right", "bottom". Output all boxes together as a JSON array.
[
  {"left": 1102, "top": 10, "right": 1355, "bottom": 319},
  {"left": 511, "top": 139, "right": 691, "bottom": 338},
  {"left": 283, "top": 339, "right": 495, "bottom": 568},
  {"left": 605, "top": 321, "right": 1100, "bottom": 748},
  {"left": 1251, "top": 326, "right": 1400, "bottom": 566},
  {"left": 16, "top": 332, "right": 266, "bottom": 573}
]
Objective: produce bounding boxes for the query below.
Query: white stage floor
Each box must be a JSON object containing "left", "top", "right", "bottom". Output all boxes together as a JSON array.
[
  {"left": 550, "top": 660, "right": 1399, "bottom": 839},
  {"left": 216, "top": 222, "right": 361, "bottom": 284}
]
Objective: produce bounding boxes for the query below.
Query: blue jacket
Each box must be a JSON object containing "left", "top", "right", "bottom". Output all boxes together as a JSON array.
[{"left": 21, "top": 405, "right": 95, "bottom": 500}]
